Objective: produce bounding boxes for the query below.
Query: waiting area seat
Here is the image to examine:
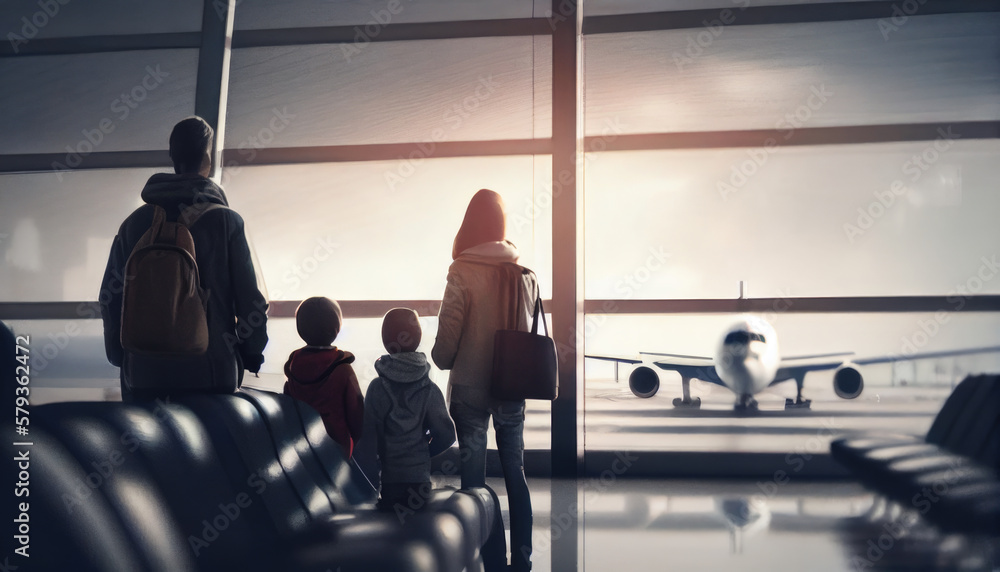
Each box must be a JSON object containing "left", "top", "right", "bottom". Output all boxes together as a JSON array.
[
  {"left": 830, "top": 374, "right": 1000, "bottom": 536},
  {"left": 25, "top": 389, "right": 500, "bottom": 572}
]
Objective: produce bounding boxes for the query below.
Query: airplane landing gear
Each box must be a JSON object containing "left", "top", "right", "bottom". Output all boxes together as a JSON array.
[
  {"left": 785, "top": 375, "right": 811, "bottom": 409},
  {"left": 734, "top": 394, "right": 759, "bottom": 414},
  {"left": 672, "top": 376, "right": 701, "bottom": 408},
  {"left": 785, "top": 397, "right": 812, "bottom": 409}
]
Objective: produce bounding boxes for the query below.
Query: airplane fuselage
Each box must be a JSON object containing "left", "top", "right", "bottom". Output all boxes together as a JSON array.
[{"left": 714, "top": 317, "right": 780, "bottom": 402}]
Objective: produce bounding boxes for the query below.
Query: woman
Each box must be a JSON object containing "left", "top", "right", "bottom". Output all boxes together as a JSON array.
[{"left": 432, "top": 189, "right": 536, "bottom": 572}]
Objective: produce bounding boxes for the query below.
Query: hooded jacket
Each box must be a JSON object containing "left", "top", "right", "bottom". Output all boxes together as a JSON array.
[
  {"left": 432, "top": 241, "right": 539, "bottom": 410},
  {"left": 361, "top": 352, "right": 455, "bottom": 485},
  {"left": 100, "top": 172, "right": 268, "bottom": 396},
  {"left": 283, "top": 346, "right": 364, "bottom": 458}
]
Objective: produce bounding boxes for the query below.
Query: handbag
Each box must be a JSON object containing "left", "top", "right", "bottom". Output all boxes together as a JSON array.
[{"left": 490, "top": 267, "right": 559, "bottom": 401}]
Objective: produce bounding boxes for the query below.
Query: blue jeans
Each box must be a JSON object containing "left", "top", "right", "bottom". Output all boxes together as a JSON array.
[{"left": 450, "top": 385, "right": 532, "bottom": 571}]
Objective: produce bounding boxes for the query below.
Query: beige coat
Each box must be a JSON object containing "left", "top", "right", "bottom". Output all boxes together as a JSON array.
[{"left": 432, "top": 241, "right": 539, "bottom": 409}]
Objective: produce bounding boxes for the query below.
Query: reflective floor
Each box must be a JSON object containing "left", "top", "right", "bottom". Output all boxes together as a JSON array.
[{"left": 461, "top": 477, "right": 1000, "bottom": 572}]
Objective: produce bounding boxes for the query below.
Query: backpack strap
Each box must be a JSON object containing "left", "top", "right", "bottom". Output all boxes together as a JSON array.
[
  {"left": 178, "top": 202, "right": 226, "bottom": 227},
  {"left": 135, "top": 205, "right": 168, "bottom": 250}
]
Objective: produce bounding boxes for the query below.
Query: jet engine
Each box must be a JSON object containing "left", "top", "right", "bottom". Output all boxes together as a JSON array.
[
  {"left": 833, "top": 365, "right": 864, "bottom": 399},
  {"left": 629, "top": 366, "right": 660, "bottom": 398}
]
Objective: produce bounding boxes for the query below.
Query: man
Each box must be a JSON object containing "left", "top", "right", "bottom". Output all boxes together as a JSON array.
[{"left": 100, "top": 116, "right": 268, "bottom": 400}]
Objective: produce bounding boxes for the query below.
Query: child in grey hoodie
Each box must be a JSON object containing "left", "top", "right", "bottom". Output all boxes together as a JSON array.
[{"left": 360, "top": 308, "right": 456, "bottom": 514}]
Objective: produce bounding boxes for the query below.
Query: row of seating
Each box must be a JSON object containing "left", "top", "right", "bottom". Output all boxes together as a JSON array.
[
  {"left": 830, "top": 374, "right": 1000, "bottom": 536},
  {"left": 23, "top": 388, "right": 500, "bottom": 571}
]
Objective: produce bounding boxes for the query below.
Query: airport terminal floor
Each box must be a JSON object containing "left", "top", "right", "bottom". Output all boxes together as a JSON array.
[
  {"left": 480, "top": 477, "right": 997, "bottom": 572},
  {"left": 20, "top": 371, "right": 997, "bottom": 570}
]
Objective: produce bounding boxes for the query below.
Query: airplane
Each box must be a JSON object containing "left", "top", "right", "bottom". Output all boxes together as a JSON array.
[{"left": 586, "top": 315, "right": 1000, "bottom": 413}]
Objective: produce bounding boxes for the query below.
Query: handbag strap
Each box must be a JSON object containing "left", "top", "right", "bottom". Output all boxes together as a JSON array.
[{"left": 532, "top": 296, "right": 549, "bottom": 337}]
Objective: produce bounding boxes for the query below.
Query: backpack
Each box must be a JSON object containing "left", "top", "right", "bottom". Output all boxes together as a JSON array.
[{"left": 120, "top": 203, "right": 224, "bottom": 356}]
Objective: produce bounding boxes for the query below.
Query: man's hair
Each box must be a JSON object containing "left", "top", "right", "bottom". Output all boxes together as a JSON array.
[{"left": 169, "top": 116, "right": 214, "bottom": 173}]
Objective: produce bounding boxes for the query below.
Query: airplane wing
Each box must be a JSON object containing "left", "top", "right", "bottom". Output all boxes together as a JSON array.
[
  {"left": 769, "top": 346, "right": 1000, "bottom": 386},
  {"left": 584, "top": 352, "right": 726, "bottom": 385},
  {"left": 583, "top": 354, "right": 643, "bottom": 365},
  {"left": 644, "top": 353, "right": 727, "bottom": 387},
  {"left": 851, "top": 345, "right": 1000, "bottom": 365},
  {"left": 771, "top": 359, "right": 849, "bottom": 386}
]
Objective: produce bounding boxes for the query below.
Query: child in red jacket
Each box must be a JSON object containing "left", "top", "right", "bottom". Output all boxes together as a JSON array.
[{"left": 284, "top": 297, "right": 364, "bottom": 458}]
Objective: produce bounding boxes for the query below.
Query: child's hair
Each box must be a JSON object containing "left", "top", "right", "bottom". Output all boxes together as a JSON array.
[
  {"left": 381, "top": 308, "right": 421, "bottom": 354},
  {"left": 295, "top": 297, "right": 343, "bottom": 346}
]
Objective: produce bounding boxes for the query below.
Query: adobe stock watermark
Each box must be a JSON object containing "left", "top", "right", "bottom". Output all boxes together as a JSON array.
[
  {"left": 187, "top": 466, "right": 270, "bottom": 557},
  {"left": 673, "top": 0, "right": 751, "bottom": 70},
  {"left": 508, "top": 117, "right": 626, "bottom": 234},
  {"left": 553, "top": 244, "right": 669, "bottom": 365},
  {"left": 877, "top": 0, "right": 928, "bottom": 41},
  {"left": 27, "top": 263, "right": 127, "bottom": 372},
  {"left": 340, "top": 0, "right": 413, "bottom": 62},
  {"left": 383, "top": 75, "right": 498, "bottom": 191},
  {"left": 50, "top": 64, "right": 172, "bottom": 180},
  {"left": 211, "top": 0, "right": 245, "bottom": 21},
  {"left": 530, "top": 451, "right": 639, "bottom": 559},
  {"left": 889, "top": 254, "right": 998, "bottom": 359},
  {"left": 6, "top": 0, "right": 71, "bottom": 54},
  {"left": 268, "top": 236, "right": 341, "bottom": 299},
  {"left": 60, "top": 398, "right": 176, "bottom": 515},
  {"left": 843, "top": 126, "right": 960, "bottom": 244},
  {"left": 742, "top": 416, "right": 839, "bottom": 521},
  {"left": 218, "top": 235, "right": 341, "bottom": 359},
  {"left": 220, "top": 106, "right": 296, "bottom": 186},
  {"left": 718, "top": 84, "right": 834, "bottom": 202}
]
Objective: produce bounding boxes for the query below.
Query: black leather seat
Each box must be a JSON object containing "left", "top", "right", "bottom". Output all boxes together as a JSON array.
[
  {"left": 13, "top": 425, "right": 147, "bottom": 571},
  {"left": 176, "top": 393, "right": 466, "bottom": 572},
  {"left": 831, "top": 374, "right": 1000, "bottom": 536},
  {"left": 238, "top": 388, "right": 500, "bottom": 572},
  {"left": 25, "top": 391, "right": 495, "bottom": 571},
  {"left": 33, "top": 403, "right": 199, "bottom": 571}
]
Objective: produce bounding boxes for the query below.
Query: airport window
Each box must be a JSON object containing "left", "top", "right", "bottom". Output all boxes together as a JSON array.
[
  {"left": 223, "top": 158, "right": 553, "bottom": 302},
  {"left": 579, "top": 10, "right": 1000, "bottom": 458},
  {"left": 583, "top": 0, "right": 897, "bottom": 15},
  {"left": 226, "top": 37, "right": 552, "bottom": 148},
  {"left": 583, "top": 14, "right": 1000, "bottom": 135},
  {"left": 0, "top": 169, "right": 163, "bottom": 302},
  {"left": 584, "top": 312, "right": 1000, "bottom": 455},
  {"left": 0, "top": 0, "right": 997, "bottom": 474},
  {"left": 0, "top": 0, "right": 202, "bottom": 39},
  {"left": 583, "top": 141, "right": 1000, "bottom": 300},
  {"left": 2, "top": 3, "right": 1000, "bottom": 570},
  {"left": 0, "top": 50, "right": 198, "bottom": 155},
  {"left": 232, "top": 0, "right": 548, "bottom": 29}
]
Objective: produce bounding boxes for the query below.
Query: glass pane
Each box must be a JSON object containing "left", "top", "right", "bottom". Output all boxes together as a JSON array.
[
  {"left": 584, "top": 14, "right": 1000, "bottom": 135},
  {"left": 584, "top": 140, "right": 1000, "bottom": 299},
  {"left": 225, "top": 37, "right": 551, "bottom": 148},
  {"left": 222, "top": 156, "right": 553, "bottom": 301},
  {"left": 586, "top": 0, "right": 887, "bottom": 16},
  {"left": 0, "top": 50, "right": 198, "bottom": 155},
  {"left": 4, "top": 319, "right": 119, "bottom": 402},
  {"left": 0, "top": 169, "right": 166, "bottom": 302},
  {"left": 0, "top": 0, "right": 202, "bottom": 40},
  {"left": 233, "top": 0, "right": 549, "bottom": 29},
  {"left": 584, "top": 312, "right": 1000, "bottom": 453}
]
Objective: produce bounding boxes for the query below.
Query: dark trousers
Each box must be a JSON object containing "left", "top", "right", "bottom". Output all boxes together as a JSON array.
[{"left": 450, "top": 390, "right": 532, "bottom": 572}]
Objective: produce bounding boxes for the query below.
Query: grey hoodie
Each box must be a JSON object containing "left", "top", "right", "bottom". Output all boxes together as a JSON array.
[{"left": 360, "top": 352, "right": 456, "bottom": 486}]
